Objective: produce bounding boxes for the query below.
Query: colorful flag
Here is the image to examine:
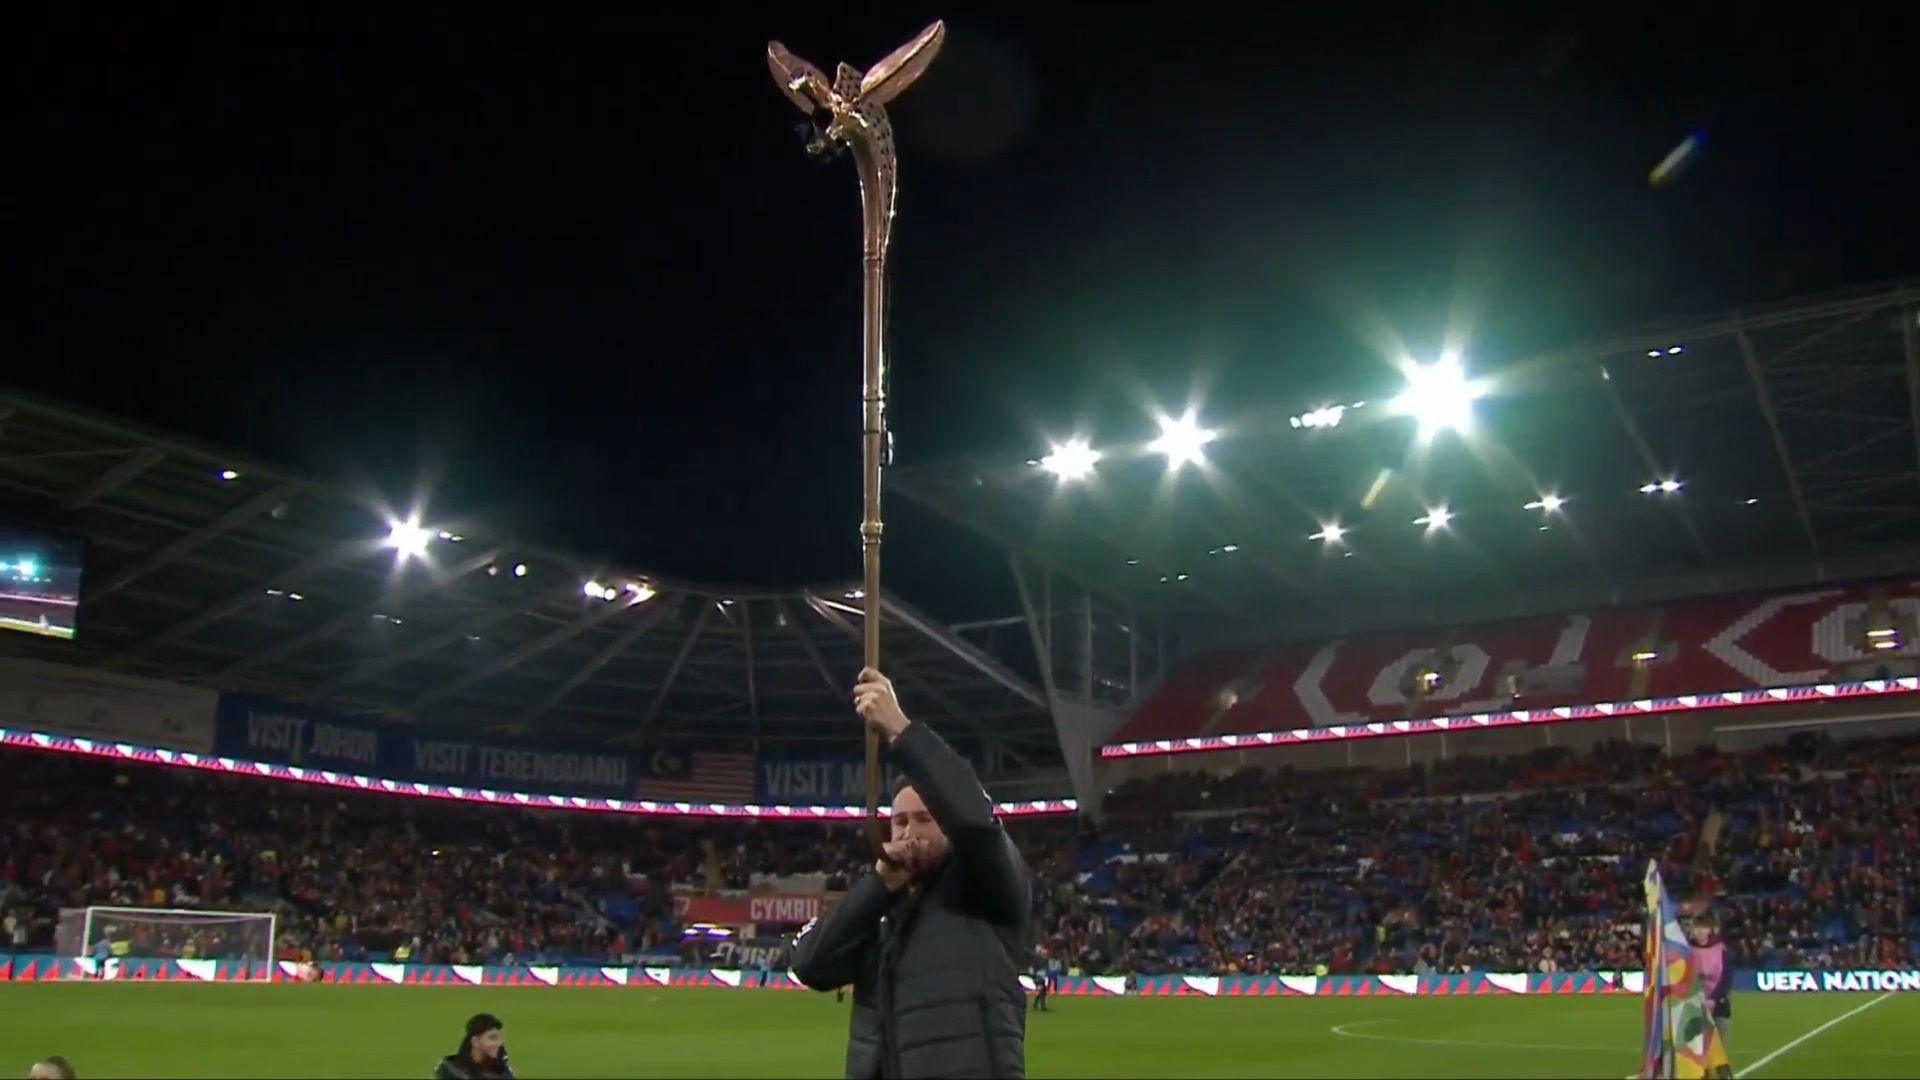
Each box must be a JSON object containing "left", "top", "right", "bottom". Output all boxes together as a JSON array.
[
  {"left": 634, "top": 750, "right": 757, "bottom": 802},
  {"left": 1640, "top": 861, "right": 1732, "bottom": 1079}
]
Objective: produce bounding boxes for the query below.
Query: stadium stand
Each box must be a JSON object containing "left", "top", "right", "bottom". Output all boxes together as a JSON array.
[
  {"left": 4, "top": 728, "right": 1914, "bottom": 977},
  {"left": 1103, "top": 576, "right": 1920, "bottom": 750},
  {"left": 0, "top": 746, "right": 869, "bottom": 966},
  {"left": 1047, "top": 733, "right": 1920, "bottom": 976}
]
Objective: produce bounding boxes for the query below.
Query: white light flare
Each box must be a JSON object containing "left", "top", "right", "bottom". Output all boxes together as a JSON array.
[
  {"left": 1391, "top": 353, "right": 1484, "bottom": 440},
  {"left": 1039, "top": 438, "right": 1101, "bottom": 482},
  {"left": 384, "top": 517, "right": 432, "bottom": 561},
  {"left": 1150, "top": 410, "right": 1217, "bottom": 472}
]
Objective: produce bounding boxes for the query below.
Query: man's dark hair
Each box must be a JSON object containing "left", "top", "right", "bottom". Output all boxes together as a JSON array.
[
  {"left": 454, "top": 1013, "right": 506, "bottom": 1063},
  {"left": 891, "top": 774, "right": 915, "bottom": 800},
  {"left": 40, "top": 1057, "right": 76, "bottom": 1080},
  {"left": 465, "top": 1013, "right": 504, "bottom": 1039}
]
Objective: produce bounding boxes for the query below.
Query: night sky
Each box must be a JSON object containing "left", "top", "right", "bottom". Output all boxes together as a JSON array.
[{"left": 13, "top": 8, "right": 1916, "bottom": 618}]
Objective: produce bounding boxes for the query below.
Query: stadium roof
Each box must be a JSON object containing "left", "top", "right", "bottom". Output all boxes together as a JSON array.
[
  {"left": 896, "top": 281, "right": 1920, "bottom": 642},
  {"left": 0, "top": 392, "right": 1064, "bottom": 786}
]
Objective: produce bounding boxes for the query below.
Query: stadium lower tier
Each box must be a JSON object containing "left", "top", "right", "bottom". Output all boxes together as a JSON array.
[
  {"left": 6, "top": 952, "right": 1917, "bottom": 995},
  {"left": 4, "top": 729, "right": 1917, "bottom": 978}
]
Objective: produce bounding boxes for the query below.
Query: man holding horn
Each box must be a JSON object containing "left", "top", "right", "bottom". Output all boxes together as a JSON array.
[
  {"left": 768, "top": 21, "right": 1032, "bottom": 1078},
  {"left": 790, "top": 667, "right": 1034, "bottom": 1079}
]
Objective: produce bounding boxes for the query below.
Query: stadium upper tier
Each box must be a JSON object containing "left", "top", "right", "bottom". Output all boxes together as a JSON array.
[{"left": 1108, "top": 572, "right": 1920, "bottom": 752}]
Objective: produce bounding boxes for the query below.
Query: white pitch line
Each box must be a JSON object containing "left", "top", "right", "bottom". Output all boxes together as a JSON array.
[
  {"left": 1330, "top": 1018, "right": 1618, "bottom": 1053},
  {"left": 1740, "top": 992, "right": 1892, "bottom": 1077}
]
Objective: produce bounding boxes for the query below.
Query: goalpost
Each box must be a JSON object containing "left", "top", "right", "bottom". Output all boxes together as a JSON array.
[{"left": 56, "top": 906, "right": 278, "bottom": 968}]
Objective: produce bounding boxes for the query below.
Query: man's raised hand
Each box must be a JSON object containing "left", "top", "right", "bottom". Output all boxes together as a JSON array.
[{"left": 854, "top": 667, "right": 911, "bottom": 741}]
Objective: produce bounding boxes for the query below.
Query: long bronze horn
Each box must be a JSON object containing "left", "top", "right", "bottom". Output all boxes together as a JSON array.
[{"left": 767, "top": 22, "right": 946, "bottom": 860}]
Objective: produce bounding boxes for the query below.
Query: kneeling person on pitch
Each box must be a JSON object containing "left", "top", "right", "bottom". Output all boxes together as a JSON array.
[{"left": 791, "top": 668, "right": 1033, "bottom": 1079}]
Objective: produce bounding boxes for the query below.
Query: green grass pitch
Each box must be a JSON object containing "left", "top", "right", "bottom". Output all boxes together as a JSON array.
[{"left": 0, "top": 984, "right": 1912, "bottom": 1077}]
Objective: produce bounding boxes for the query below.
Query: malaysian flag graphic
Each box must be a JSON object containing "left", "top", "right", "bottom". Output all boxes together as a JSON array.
[{"left": 634, "top": 749, "right": 757, "bottom": 802}]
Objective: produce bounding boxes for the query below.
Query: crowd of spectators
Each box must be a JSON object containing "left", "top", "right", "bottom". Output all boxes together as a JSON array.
[
  {"left": 2, "top": 728, "right": 1916, "bottom": 976},
  {"left": 1035, "top": 732, "right": 1920, "bottom": 976},
  {"left": 0, "top": 749, "right": 866, "bottom": 966}
]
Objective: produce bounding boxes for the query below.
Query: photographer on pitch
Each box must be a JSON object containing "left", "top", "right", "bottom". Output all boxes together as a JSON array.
[{"left": 791, "top": 668, "right": 1033, "bottom": 1079}]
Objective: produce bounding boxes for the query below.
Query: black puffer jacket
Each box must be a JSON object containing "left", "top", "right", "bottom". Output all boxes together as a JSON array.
[
  {"left": 790, "top": 722, "right": 1032, "bottom": 1079},
  {"left": 433, "top": 1052, "right": 513, "bottom": 1079}
]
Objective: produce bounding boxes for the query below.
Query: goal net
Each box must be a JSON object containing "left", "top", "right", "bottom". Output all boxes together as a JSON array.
[{"left": 56, "top": 906, "right": 277, "bottom": 965}]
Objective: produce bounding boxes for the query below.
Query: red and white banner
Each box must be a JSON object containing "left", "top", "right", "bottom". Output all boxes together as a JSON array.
[{"left": 1111, "top": 577, "right": 1920, "bottom": 748}]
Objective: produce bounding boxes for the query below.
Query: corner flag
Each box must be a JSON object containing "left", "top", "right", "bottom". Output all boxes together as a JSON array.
[{"left": 1640, "top": 861, "right": 1732, "bottom": 1079}]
